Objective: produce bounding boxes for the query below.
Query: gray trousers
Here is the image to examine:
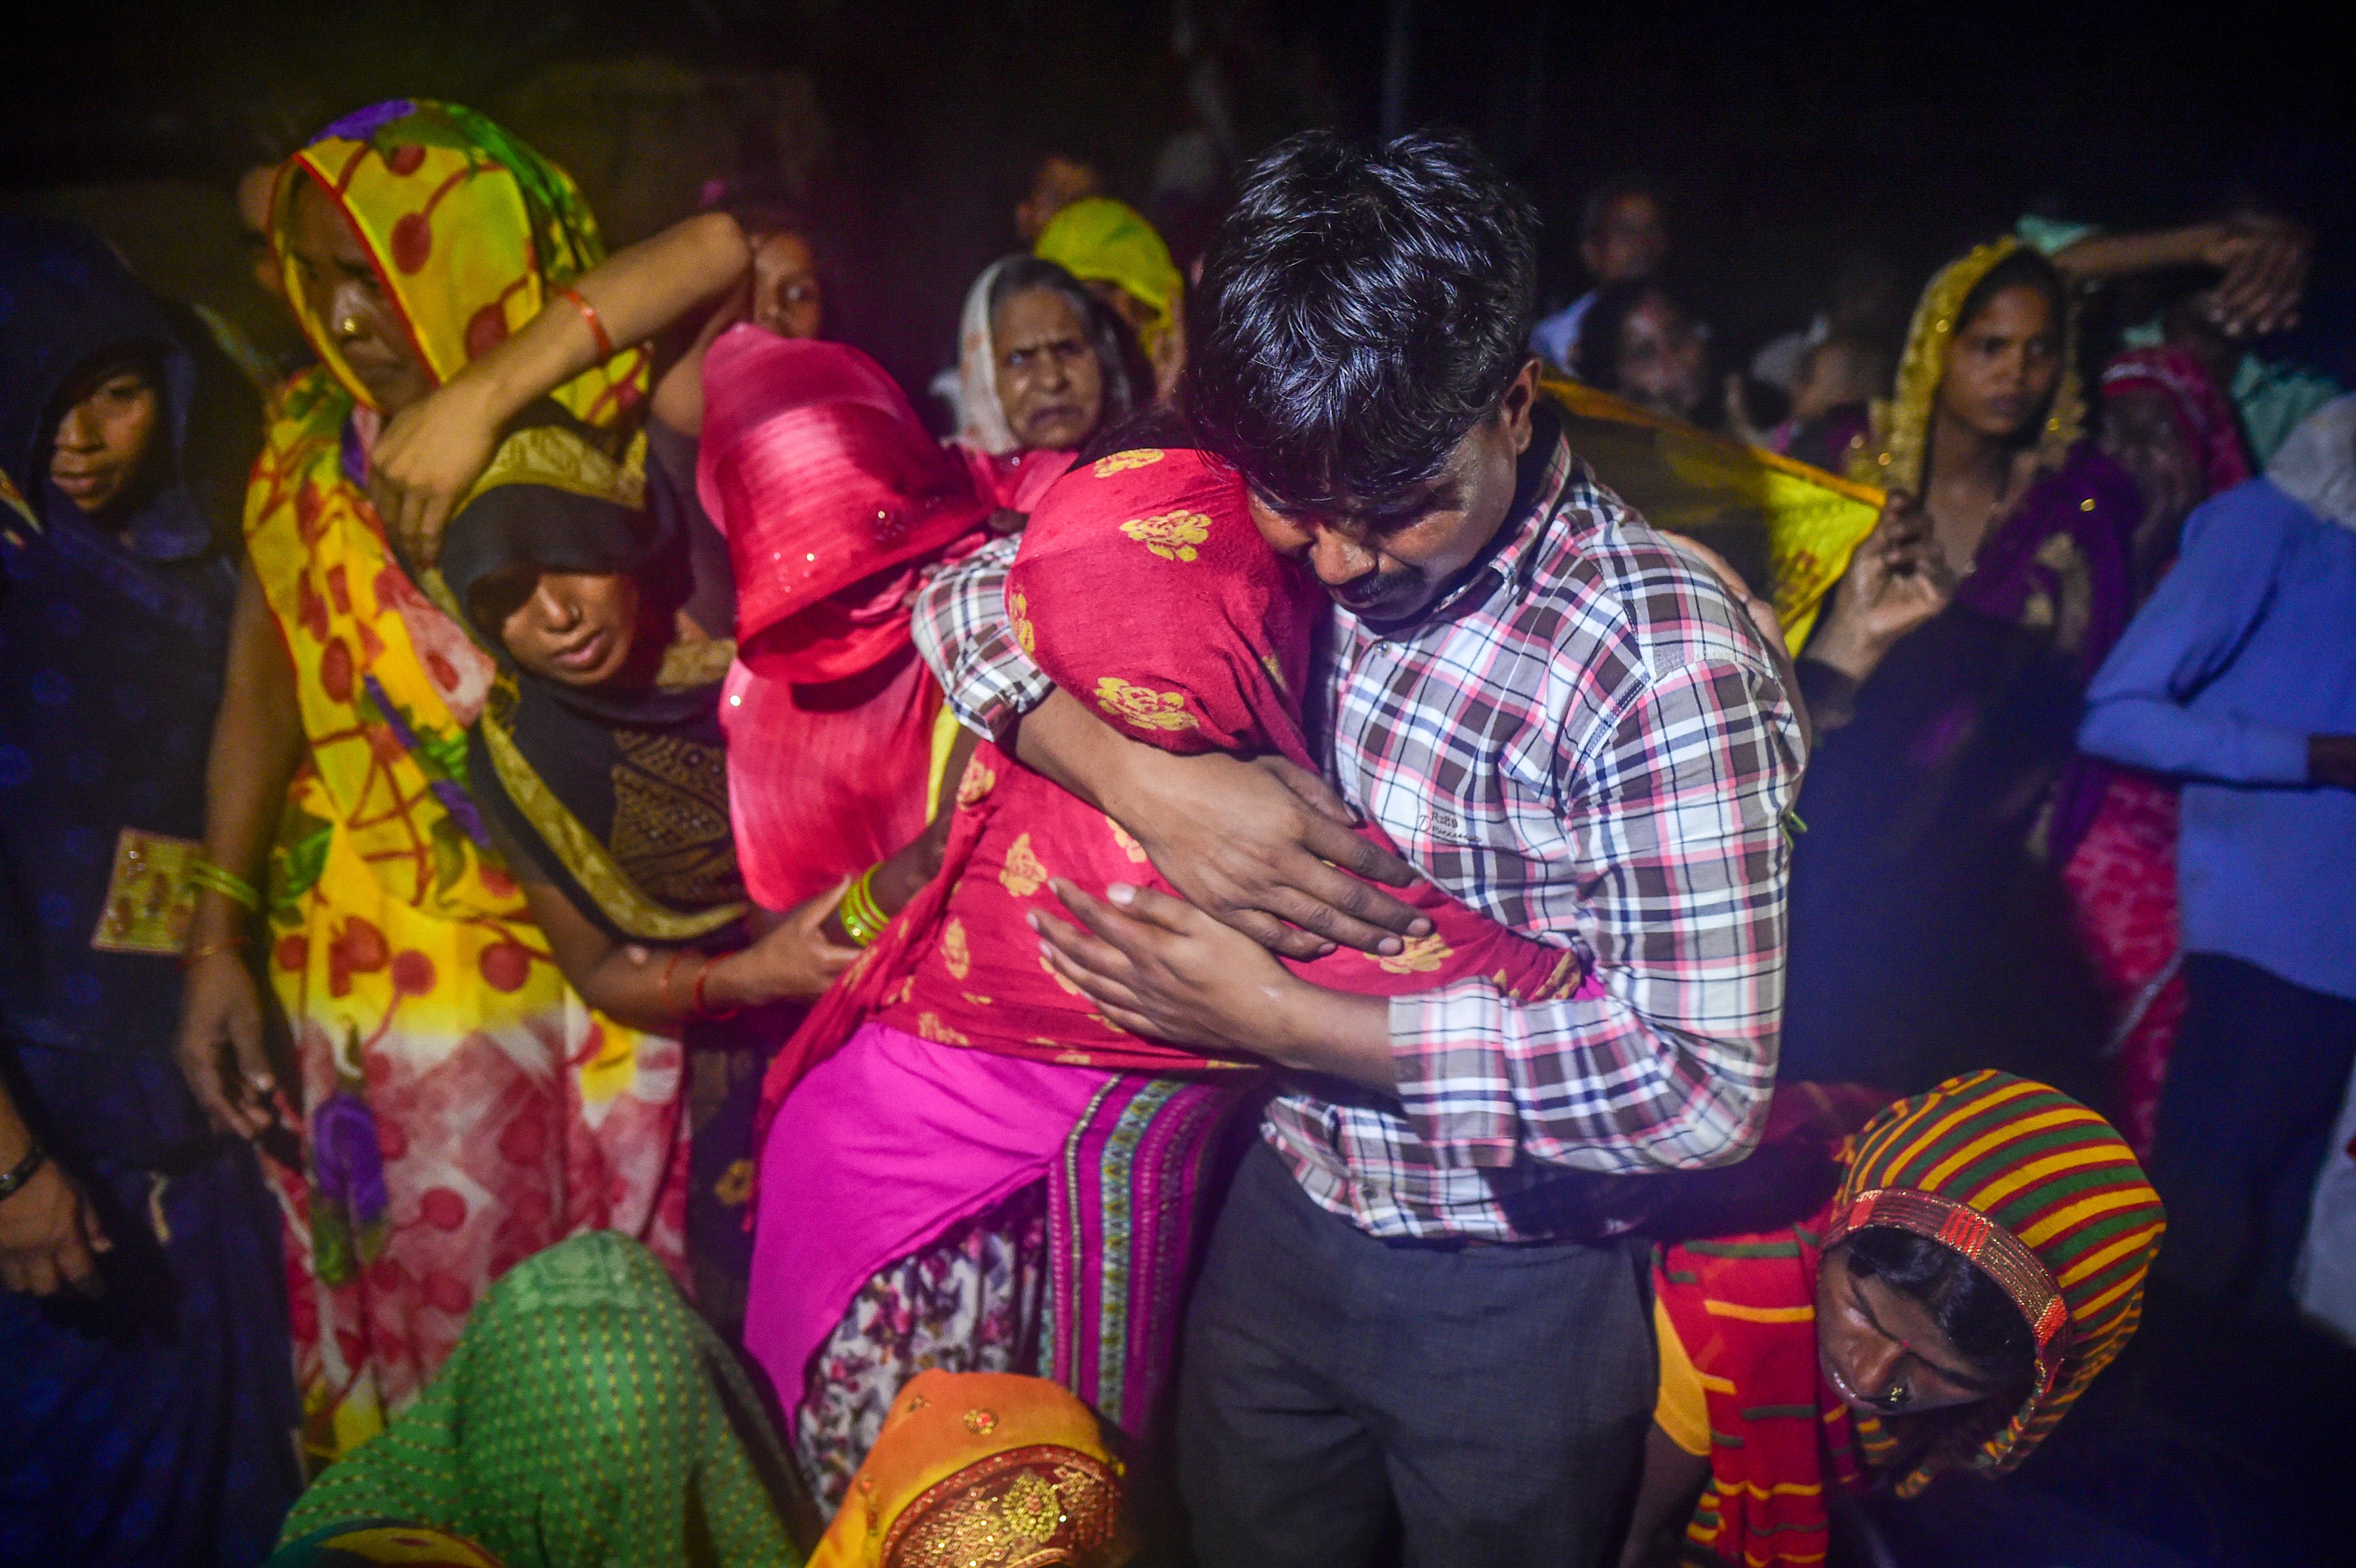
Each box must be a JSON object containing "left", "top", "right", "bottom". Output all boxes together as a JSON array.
[{"left": 1177, "top": 1141, "right": 1654, "bottom": 1567}]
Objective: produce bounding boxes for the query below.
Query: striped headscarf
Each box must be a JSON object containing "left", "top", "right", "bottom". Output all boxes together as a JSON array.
[
  {"left": 1826, "top": 1069, "right": 2165, "bottom": 1496},
  {"left": 1656, "top": 1073, "right": 2162, "bottom": 1566}
]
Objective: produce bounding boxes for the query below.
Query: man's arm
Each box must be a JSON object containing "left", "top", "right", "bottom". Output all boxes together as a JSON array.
[
  {"left": 1038, "top": 655, "right": 1799, "bottom": 1174},
  {"left": 2079, "top": 498, "right": 2315, "bottom": 786},
  {"left": 911, "top": 546, "right": 1431, "bottom": 958}
]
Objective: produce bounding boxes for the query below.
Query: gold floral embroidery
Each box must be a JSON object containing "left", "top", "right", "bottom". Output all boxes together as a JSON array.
[
  {"left": 1368, "top": 931, "right": 1453, "bottom": 974},
  {"left": 1093, "top": 448, "right": 1164, "bottom": 477},
  {"left": 712, "top": 1158, "right": 753, "bottom": 1206},
  {"left": 962, "top": 992, "right": 995, "bottom": 1007},
  {"left": 956, "top": 759, "right": 998, "bottom": 809},
  {"left": 964, "top": 1408, "right": 1000, "bottom": 1435},
  {"left": 1010, "top": 588, "right": 1035, "bottom": 656},
  {"left": 1000, "top": 832, "right": 1048, "bottom": 896},
  {"left": 1260, "top": 651, "right": 1289, "bottom": 696},
  {"left": 942, "top": 917, "right": 972, "bottom": 980},
  {"left": 1119, "top": 508, "right": 1211, "bottom": 561},
  {"left": 916, "top": 1011, "right": 970, "bottom": 1046},
  {"left": 1106, "top": 816, "right": 1150, "bottom": 864},
  {"left": 884, "top": 1447, "right": 1127, "bottom": 1567},
  {"left": 1094, "top": 676, "right": 1199, "bottom": 733}
]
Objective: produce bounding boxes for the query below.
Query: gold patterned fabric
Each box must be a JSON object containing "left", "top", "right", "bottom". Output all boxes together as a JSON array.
[{"left": 809, "top": 1370, "right": 1133, "bottom": 1568}]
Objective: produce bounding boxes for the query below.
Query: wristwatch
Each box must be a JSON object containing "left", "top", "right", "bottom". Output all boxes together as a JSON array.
[{"left": 0, "top": 1139, "right": 46, "bottom": 1202}]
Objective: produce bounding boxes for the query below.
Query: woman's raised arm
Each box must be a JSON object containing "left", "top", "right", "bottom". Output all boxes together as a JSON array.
[{"left": 369, "top": 211, "right": 756, "bottom": 563}]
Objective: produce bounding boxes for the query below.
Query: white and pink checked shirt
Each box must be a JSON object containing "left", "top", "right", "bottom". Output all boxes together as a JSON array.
[{"left": 913, "top": 426, "right": 1803, "bottom": 1240}]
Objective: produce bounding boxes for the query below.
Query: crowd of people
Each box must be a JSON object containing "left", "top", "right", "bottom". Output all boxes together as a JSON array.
[{"left": 1, "top": 91, "right": 2350, "bottom": 1568}]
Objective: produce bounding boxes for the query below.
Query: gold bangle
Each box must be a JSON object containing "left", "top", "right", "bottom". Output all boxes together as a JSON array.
[{"left": 181, "top": 935, "right": 245, "bottom": 970}]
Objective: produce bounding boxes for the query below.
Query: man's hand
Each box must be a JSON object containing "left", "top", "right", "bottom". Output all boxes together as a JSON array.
[
  {"left": 366, "top": 372, "right": 509, "bottom": 566},
  {"left": 1034, "top": 879, "right": 1396, "bottom": 1091},
  {"left": 0, "top": 1160, "right": 110, "bottom": 1296},
  {"left": 2202, "top": 214, "right": 2313, "bottom": 338},
  {"left": 1103, "top": 747, "right": 1431, "bottom": 960},
  {"left": 173, "top": 950, "right": 277, "bottom": 1139}
]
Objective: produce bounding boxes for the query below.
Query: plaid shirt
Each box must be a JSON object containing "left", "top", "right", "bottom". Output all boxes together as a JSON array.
[{"left": 911, "top": 431, "right": 1802, "bottom": 1240}]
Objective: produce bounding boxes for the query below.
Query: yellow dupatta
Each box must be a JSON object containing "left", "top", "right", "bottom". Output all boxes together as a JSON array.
[
  {"left": 250, "top": 99, "right": 653, "bottom": 929},
  {"left": 1543, "top": 377, "right": 1886, "bottom": 650}
]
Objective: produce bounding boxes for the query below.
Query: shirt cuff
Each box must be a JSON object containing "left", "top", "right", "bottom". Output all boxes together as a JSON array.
[
  {"left": 945, "top": 624, "right": 1055, "bottom": 740},
  {"left": 1387, "top": 981, "right": 1526, "bottom": 1170}
]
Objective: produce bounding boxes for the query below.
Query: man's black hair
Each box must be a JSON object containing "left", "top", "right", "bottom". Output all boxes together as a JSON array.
[
  {"left": 1843, "top": 1226, "right": 2037, "bottom": 1387},
  {"left": 987, "top": 255, "right": 1141, "bottom": 434},
  {"left": 1179, "top": 128, "right": 1540, "bottom": 515}
]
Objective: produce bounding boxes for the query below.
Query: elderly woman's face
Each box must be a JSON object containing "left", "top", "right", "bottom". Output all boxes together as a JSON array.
[
  {"left": 48, "top": 356, "right": 161, "bottom": 517},
  {"left": 750, "top": 231, "right": 824, "bottom": 341},
  {"left": 1939, "top": 284, "right": 2062, "bottom": 444},
  {"left": 285, "top": 175, "right": 435, "bottom": 415},
  {"left": 1814, "top": 1241, "right": 2010, "bottom": 1420},
  {"left": 993, "top": 287, "right": 1104, "bottom": 451}
]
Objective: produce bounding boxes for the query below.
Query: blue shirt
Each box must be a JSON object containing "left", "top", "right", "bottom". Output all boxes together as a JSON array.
[
  {"left": 1530, "top": 290, "right": 1597, "bottom": 375},
  {"left": 2079, "top": 478, "right": 2356, "bottom": 998}
]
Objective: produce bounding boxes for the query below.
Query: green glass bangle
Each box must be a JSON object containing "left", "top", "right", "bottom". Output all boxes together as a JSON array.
[{"left": 189, "top": 859, "right": 263, "bottom": 911}]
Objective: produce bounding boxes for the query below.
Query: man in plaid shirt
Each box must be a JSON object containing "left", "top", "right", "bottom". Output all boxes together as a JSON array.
[{"left": 915, "top": 132, "right": 1801, "bottom": 1563}]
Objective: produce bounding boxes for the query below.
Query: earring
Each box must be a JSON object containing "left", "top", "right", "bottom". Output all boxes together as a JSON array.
[
  {"left": 1881, "top": 1381, "right": 1911, "bottom": 1409},
  {"left": 336, "top": 316, "right": 362, "bottom": 338}
]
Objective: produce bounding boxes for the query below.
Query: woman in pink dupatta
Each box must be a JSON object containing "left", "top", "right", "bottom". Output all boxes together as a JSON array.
[{"left": 2062, "top": 346, "right": 2252, "bottom": 1156}]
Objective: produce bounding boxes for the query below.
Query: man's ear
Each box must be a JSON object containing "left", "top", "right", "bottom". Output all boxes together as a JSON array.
[{"left": 1499, "top": 356, "right": 1543, "bottom": 455}]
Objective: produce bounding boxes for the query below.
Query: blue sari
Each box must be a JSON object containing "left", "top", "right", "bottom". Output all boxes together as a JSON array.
[{"left": 0, "top": 213, "right": 300, "bottom": 1566}]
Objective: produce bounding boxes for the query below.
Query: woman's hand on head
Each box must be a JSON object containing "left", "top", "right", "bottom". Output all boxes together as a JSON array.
[
  {"left": 2202, "top": 213, "right": 2313, "bottom": 338},
  {"left": 173, "top": 950, "right": 279, "bottom": 1139},
  {"left": 367, "top": 371, "right": 509, "bottom": 567}
]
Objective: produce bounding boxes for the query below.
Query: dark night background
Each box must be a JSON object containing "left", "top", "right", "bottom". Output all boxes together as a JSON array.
[
  {"left": 4, "top": 4, "right": 2350, "bottom": 1563},
  {"left": 6, "top": 1, "right": 2353, "bottom": 406}
]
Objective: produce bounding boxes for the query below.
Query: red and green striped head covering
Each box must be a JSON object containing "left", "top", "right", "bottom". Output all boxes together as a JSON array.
[{"left": 1826, "top": 1070, "right": 2164, "bottom": 1494}]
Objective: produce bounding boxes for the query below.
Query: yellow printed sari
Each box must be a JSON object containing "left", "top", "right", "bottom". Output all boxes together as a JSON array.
[{"left": 251, "top": 100, "right": 683, "bottom": 1468}]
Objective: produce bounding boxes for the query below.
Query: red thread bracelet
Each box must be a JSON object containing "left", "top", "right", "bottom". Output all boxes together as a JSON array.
[
  {"left": 556, "top": 286, "right": 614, "bottom": 360},
  {"left": 658, "top": 948, "right": 690, "bottom": 1017},
  {"left": 692, "top": 952, "right": 742, "bottom": 1020}
]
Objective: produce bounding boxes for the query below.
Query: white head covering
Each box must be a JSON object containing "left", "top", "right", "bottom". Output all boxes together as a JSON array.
[
  {"left": 952, "top": 258, "right": 1018, "bottom": 455},
  {"left": 2265, "top": 393, "right": 2356, "bottom": 534}
]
